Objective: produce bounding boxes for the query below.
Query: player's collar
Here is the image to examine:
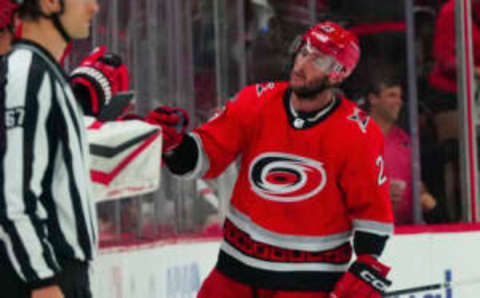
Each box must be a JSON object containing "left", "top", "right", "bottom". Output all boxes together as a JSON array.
[
  {"left": 283, "top": 88, "right": 341, "bottom": 129},
  {"left": 12, "top": 39, "right": 69, "bottom": 81}
]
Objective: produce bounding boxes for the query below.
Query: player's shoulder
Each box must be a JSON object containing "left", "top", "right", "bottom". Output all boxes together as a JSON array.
[
  {"left": 6, "top": 44, "right": 51, "bottom": 80},
  {"left": 3, "top": 49, "right": 42, "bottom": 98},
  {"left": 11, "top": 41, "right": 66, "bottom": 80},
  {"left": 337, "top": 97, "right": 383, "bottom": 140},
  {"left": 237, "top": 81, "right": 289, "bottom": 103},
  {"left": 5, "top": 47, "right": 34, "bottom": 75}
]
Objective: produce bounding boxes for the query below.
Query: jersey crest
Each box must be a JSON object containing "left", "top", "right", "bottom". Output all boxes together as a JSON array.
[
  {"left": 249, "top": 152, "right": 327, "bottom": 202},
  {"left": 256, "top": 82, "right": 275, "bottom": 97},
  {"left": 347, "top": 107, "right": 370, "bottom": 133}
]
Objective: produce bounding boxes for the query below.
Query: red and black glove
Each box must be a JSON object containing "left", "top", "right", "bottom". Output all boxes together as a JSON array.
[
  {"left": 144, "top": 105, "right": 190, "bottom": 154},
  {"left": 70, "top": 46, "right": 129, "bottom": 116},
  {"left": 330, "top": 255, "right": 391, "bottom": 298}
]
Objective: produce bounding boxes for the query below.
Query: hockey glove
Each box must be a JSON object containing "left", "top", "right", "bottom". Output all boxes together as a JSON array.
[
  {"left": 70, "top": 46, "right": 129, "bottom": 116},
  {"left": 144, "top": 105, "right": 190, "bottom": 154},
  {"left": 330, "top": 255, "right": 391, "bottom": 298}
]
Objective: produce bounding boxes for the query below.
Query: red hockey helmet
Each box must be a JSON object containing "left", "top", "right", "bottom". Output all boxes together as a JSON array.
[
  {"left": 0, "top": 0, "right": 18, "bottom": 30},
  {"left": 296, "top": 21, "right": 360, "bottom": 81}
]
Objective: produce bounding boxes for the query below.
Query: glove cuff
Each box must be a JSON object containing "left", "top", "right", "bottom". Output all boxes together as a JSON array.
[
  {"left": 70, "top": 66, "right": 113, "bottom": 104},
  {"left": 349, "top": 257, "right": 392, "bottom": 293},
  {"left": 356, "top": 255, "right": 390, "bottom": 276}
]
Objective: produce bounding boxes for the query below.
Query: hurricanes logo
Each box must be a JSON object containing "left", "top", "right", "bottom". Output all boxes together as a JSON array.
[{"left": 249, "top": 153, "right": 327, "bottom": 202}]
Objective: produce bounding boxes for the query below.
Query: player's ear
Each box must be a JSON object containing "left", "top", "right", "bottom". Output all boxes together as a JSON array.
[{"left": 39, "top": 0, "right": 62, "bottom": 15}]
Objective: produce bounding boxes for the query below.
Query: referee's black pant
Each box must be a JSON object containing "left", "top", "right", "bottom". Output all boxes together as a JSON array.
[{"left": 0, "top": 257, "right": 92, "bottom": 298}]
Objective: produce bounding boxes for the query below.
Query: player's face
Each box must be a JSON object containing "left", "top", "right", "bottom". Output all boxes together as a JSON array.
[
  {"left": 371, "top": 84, "right": 403, "bottom": 123},
  {"left": 289, "top": 45, "right": 335, "bottom": 98},
  {"left": 60, "top": 0, "right": 99, "bottom": 39}
]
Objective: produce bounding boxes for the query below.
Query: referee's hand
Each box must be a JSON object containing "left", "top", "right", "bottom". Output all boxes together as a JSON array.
[{"left": 32, "top": 285, "right": 64, "bottom": 298}]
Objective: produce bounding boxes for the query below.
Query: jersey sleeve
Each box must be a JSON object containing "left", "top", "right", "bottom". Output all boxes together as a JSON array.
[
  {"left": 0, "top": 53, "right": 60, "bottom": 288},
  {"left": 339, "top": 121, "right": 394, "bottom": 257},
  {"left": 190, "top": 85, "right": 257, "bottom": 179}
]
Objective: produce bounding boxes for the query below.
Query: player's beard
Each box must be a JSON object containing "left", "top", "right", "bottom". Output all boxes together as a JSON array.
[{"left": 290, "top": 76, "right": 331, "bottom": 100}]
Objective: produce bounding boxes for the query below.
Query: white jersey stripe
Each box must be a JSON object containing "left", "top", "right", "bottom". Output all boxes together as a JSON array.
[
  {"left": 51, "top": 142, "right": 85, "bottom": 260},
  {"left": 228, "top": 205, "right": 352, "bottom": 251},
  {"left": 180, "top": 132, "right": 210, "bottom": 180},
  {"left": 353, "top": 219, "right": 394, "bottom": 236},
  {"left": 30, "top": 74, "right": 51, "bottom": 220}
]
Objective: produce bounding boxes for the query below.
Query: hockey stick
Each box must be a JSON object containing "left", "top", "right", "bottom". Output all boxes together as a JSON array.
[
  {"left": 383, "top": 277, "right": 480, "bottom": 297},
  {"left": 97, "top": 91, "right": 135, "bottom": 121},
  {"left": 383, "top": 283, "right": 445, "bottom": 297}
]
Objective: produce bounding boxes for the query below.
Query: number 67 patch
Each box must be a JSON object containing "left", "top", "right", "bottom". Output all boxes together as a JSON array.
[{"left": 5, "top": 107, "right": 25, "bottom": 129}]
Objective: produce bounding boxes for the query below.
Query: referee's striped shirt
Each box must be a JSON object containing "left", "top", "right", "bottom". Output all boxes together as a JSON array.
[{"left": 0, "top": 40, "right": 98, "bottom": 289}]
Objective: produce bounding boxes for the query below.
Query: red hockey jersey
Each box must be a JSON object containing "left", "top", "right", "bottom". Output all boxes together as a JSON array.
[{"left": 189, "top": 82, "right": 394, "bottom": 291}]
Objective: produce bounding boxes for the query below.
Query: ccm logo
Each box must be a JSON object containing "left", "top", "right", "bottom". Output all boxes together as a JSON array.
[{"left": 360, "top": 270, "right": 389, "bottom": 291}]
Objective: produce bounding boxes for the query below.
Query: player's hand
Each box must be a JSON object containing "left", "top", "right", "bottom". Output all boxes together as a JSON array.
[
  {"left": 31, "top": 285, "right": 64, "bottom": 298},
  {"left": 421, "top": 192, "right": 437, "bottom": 211},
  {"left": 144, "top": 105, "right": 190, "bottom": 154},
  {"left": 329, "top": 255, "right": 391, "bottom": 298},
  {"left": 70, "top": 46, "right": 129, "bottom": 116},
  {"left": 390, "top": 179, "right": 406, "bottom": 204}
]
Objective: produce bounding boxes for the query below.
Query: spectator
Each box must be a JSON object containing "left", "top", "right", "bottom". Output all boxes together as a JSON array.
[{"left": 366, "top": 68, "right": 447, "bottom": 224}]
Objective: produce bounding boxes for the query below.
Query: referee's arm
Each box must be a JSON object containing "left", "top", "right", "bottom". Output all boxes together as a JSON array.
[{"left": 0, "top": 54, "right": 61, "bottom": 289}]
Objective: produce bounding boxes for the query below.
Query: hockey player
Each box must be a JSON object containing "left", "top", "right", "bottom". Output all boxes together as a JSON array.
[
  {"left": 146, "top": 21, "right": 394, "bottom": 297},
  {"left": 0, "top": 0, "right": 129, "bottom": 297}
]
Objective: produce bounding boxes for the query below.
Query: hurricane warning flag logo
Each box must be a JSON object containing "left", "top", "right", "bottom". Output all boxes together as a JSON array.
[{"left": 249, "top": 153, "right": 327, "bottom": 202}]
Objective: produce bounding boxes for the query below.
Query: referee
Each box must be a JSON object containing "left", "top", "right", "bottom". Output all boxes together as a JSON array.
[{"left": 1, "top": 0, "right": 100, "bottom": 297}]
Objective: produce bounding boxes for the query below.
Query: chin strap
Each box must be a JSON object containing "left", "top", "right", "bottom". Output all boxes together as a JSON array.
[
  {"left": 39, "top": 0, "right": 71, "bottom": 43},
  {"left": 51, "top": 14, "right": 71, "bottom": 43}
]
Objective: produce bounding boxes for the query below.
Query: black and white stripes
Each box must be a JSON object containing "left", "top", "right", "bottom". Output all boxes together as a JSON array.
[{"left": 0, "top": 40, "right": 97, "bottom": 289}]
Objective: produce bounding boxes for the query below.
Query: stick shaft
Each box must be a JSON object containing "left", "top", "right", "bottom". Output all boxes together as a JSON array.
[{"left": 383, "top": 283, "right": 443, "bottom": 297}]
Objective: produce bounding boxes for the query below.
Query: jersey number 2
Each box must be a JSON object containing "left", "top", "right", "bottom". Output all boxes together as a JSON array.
[{"left": 376, "top": 156, "right": 387, "bottom": 186}]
